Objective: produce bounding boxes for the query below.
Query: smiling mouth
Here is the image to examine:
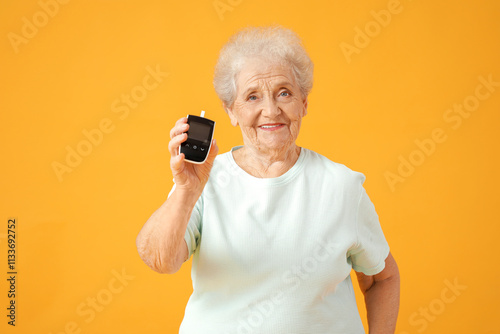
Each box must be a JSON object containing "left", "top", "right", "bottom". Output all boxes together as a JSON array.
[
  {"left": 261, "top": 125, "right": 281, "bottom": 129},
  {"left": 259, "top": 123, "right": 285, "bottom": 131},
  {"left": 259, "top": 123, "right": 285, "bottom": 130}
]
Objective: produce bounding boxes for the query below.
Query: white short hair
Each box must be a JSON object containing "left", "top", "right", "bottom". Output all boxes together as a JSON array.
[{"left": 213, "top": 26, "right": 314, "bottom": 108}]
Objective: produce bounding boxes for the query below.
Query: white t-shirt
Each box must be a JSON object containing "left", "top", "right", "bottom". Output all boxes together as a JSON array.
[{"left": 176, "top": 146, "right": 390, "bottom": 334}]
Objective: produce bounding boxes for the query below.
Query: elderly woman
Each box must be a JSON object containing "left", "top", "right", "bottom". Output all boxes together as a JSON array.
[{"left": 136, "top": 26, "right": 400, "bottom": 333}]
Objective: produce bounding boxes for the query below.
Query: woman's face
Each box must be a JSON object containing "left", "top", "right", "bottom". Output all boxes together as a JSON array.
[{"left": 226, "top": 59, "right": 308, "bottom": 154}]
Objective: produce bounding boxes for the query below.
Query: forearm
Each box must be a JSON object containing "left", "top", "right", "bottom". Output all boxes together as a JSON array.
[
  {"left": 364, "top": 274, "right": 400, "bottom": 334},
  {"left": 136, "top": 188, "right": 200, "bottom": 273}
]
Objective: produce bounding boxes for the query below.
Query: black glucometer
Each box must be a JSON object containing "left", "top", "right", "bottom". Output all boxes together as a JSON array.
[{"left": 179, "top": 111, "right": 215, "bottom": 164}]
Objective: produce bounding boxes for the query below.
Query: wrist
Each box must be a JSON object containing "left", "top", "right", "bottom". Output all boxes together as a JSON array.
[{"left": 173, "top": 185, "right": 203, "bottom": 204}]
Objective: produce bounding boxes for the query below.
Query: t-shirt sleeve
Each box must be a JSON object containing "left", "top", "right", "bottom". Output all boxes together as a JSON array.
[
  {"left": 349, "top": 175, "right": 390, "bottom": 276},
  {"left": 167, "top": 182, "right": 203, "bottom": 259}
]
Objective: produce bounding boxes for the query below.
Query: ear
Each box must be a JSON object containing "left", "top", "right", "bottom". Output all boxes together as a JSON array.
[
  {"left": 301, "top": 96, "right": 308, "bottom": 117},
  {"left": 224, "top": 102, "right": 239, "bottom": 127}
]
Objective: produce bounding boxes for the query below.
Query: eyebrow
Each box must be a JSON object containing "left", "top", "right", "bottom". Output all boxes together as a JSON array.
[{"left": 241, "top": 81, "right": 294, "bottom": 97}]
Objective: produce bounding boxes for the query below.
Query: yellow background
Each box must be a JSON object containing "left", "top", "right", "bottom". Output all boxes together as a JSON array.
[{"left": 1, "top": 0, "right": 499, "bottom": 333}]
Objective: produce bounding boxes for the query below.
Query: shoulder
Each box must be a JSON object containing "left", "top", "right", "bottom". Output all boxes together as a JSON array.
[
  {"left": 211, "top": 149, "right": 234, "bottom": 173},
  {"left": 302, "top": 148, "right": 366, "bottom": 190},
  {"left": 203, "top": 148, "right": 240, "bottom": 190},
  {"left": 213, "top": 149, "right": 232, "bottom": 164}
]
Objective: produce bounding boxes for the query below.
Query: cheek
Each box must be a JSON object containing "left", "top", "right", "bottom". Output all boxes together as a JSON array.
[
  {"left": 234, "top": 104, "right": 258, "bottom": 126},
  {"left": 287, "top": 98, "right": 305, "bottom": 118},
  {"left": 284, "top": 101, "right": 305, "bottom": 124},
  {"left": 285, "top": 105, "right": 304, "bottom": 136},
  {"left": 290, "top": 119, "right": 302, "bottom": 136}
]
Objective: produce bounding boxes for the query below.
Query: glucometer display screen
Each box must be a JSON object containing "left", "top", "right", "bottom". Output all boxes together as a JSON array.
[{"left": 189, "top": 122, "right": 211, "bottom": 143}]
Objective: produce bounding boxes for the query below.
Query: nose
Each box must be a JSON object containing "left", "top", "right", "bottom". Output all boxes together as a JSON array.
[{"left": 261, "top": 94, "right": 280, "bottom": 118}]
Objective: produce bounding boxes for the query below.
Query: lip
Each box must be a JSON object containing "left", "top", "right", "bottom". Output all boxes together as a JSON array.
[{"left": 258, "top": 123, "right": 285, "bottom": 131}]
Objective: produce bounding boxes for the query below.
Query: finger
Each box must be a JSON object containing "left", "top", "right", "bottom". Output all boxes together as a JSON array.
[
  {"left": 168, "top": 133, "right": 188, "bottom": 156},
  {"left": 206, "top": 138, "right": 219, "bottom": 163},
  {"left": 168, "top": 133, "right": 187, "bottom": 156},
  {"left": 170, "top": 119, "right": 189, "bottom": 139},
  {"left": 175, "top": 117, "right": 188, "bottom": 126},
  {"left": 170, "top": 152, "right": 185, "bottom": 172},
  {"left": 169, "top": 122, "right": 189, "bottom": 140},
  {"left": 210, "top": 138, "right": 219, "bottom": 156}
]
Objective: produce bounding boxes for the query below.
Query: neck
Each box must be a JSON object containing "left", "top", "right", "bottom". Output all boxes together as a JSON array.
[{"left": 233, "top": 144, "right": 301, "bottom": 178}]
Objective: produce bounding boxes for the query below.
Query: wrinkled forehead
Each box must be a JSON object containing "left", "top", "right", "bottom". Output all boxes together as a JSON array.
[{"left": 235, "top": 59, "right": 297, "bottom": 94}]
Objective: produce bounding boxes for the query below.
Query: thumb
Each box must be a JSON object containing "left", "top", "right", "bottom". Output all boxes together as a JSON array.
[{"left": 206, "top": 138, "right": 219, "bottom": 163}]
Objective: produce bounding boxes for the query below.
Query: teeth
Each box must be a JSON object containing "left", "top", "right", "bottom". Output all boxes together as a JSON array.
[{"left": 261, "top": 125, "right": 281, "bottom": 128}]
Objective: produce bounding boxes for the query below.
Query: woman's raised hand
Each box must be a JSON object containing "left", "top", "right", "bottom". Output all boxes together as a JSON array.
[{"left": 168, "top": 117, "right": 219, "bottom": 194}]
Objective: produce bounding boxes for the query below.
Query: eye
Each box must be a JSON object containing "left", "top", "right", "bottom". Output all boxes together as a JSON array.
[
  {"left": 279, "top": 91, "right": 290, "bottom": 97},
  {"left": 248, "top": 95, "right": 257, "bottom": 101}
]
